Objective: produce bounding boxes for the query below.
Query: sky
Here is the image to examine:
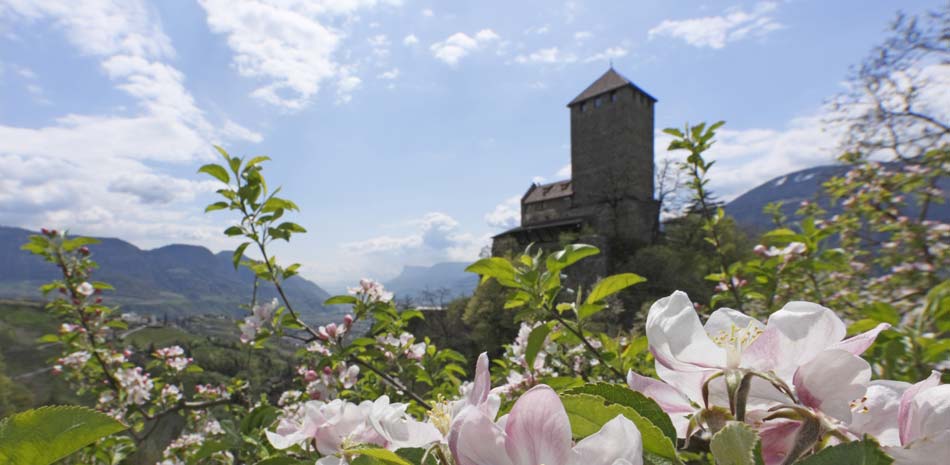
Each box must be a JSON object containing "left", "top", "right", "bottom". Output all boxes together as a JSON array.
[{"left": 0, "top": 0, "right": 945, "bottom": 292}]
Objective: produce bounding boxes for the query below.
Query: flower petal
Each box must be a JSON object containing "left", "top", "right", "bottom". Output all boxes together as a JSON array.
[
  {"left": 704, "top": 307, "right": 764, "bottom": 338},
  {"left": 849, "top": 380, "right": 908, "bottom": 447},
  {"left": 750, "top": 301, "right": 846, "bottom": 380},
  {"left": 758, "top": 419, "right": 802, "bottom": 465},
  {"left": 468, "top": 352, "right": 491, "bottom": 406},
  {"left": 792, "top": 349, "right": 870, "bottom": 423},
  {"left": 887, "top": 430, "right": 950, "bottom": 465},
  {"left": 833, "top": 323, "right": 891, "bottom": 356},
  {"left": 904, "top": 383, "right": 950, "bottom": 446},
  {"left": 627, "top": 370, "right": 693, "bottom": 437},
  {"left": 449, "top": 406, "right": 513, "bottom": 465},
  {"left": 505, "top": 385, "right": 573, "bottom": 465},
  {"left": 899, "top": 371, "right": 942, "bottom": 445},
  {"left": 570, "top": 415, "right": 643, "bottom": 465},
  {"left": 646, "top": 291, "right": 726, "bottom": 372}
]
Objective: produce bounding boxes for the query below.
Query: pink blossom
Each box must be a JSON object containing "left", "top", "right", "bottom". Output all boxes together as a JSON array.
[
  {"left": 645, "top": 291, "right": 888, "bottom": 409},
  {"left": 851, "top": 371, "right": 950, "bottom": 465},
  {"left": 76, "top": 282, "right": 94, "bottom": 297},
  {"left": 116, "top": 367, "right": 153, "bottom": 405},
  {"left": 449, "top": 384, "right": 643, "bottom": 465}
]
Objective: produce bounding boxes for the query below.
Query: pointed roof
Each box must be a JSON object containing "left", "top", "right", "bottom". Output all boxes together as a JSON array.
[
  {"left": 567, "top": 68, "right": 656, "bottom": 106},
  {"left": 523, "top": 179, "right": 573, "bottom": 204}
]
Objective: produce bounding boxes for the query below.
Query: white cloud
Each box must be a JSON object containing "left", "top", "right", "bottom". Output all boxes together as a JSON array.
[
  {"left": 377, "top": 68, "right": 399, "bottom": 80},
  {"left": 584, "top": 46, "right": 627, "bottom": 63},
  {"left": 421, "top": 8, "right": 434, "bottom": 17},
  {"left": 524, "top": 25, "right": 550, "bottom": 35},
  {"left": 0, "top": 0, "right": 255, "bottom": 248},
  {"left": 339, "top": 212, "right": 486, "bottom": 279},
  {"left": 573, "top": 31, "right": 593, "bottom": 41},
  {"left": 403, "top": 33, "right": 419, "bottom": 46},
  {"left": 368, "top": 33, "right": 390, "bottom": 57},
  {"left": 648, "top": 1, "right": 783, "bottom": 49},
  {"left": 514, "top": 47, "right": 577, "bottom": 65},
  {"left": 485, "top": 196, "right": 521, "bottom": 229},
  {"left": 655, "top": 113, "right": 839, "bottom": 202},
  {"left": 197, "top": 0, "right": 401, "bottom": 109},
  {"left": 556, "top": 164, "right": 571, "bottom": 178},
  {"left": 430, "top": 29, "right": 500, "bottom": 66}
]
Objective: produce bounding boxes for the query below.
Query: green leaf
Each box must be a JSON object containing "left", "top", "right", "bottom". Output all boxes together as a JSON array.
[
  {"left": 795, "top": 437, "right": 892, "bottom": 465},
  {"left": 465, "top": 257, "right": 517, "bottom": 285},
  {"left": 263, "top": 197, "right": 300, "bottom": 213},
  {"left": 662, "top": 128, "right": 684, "bottom": 138},
  {"left": 240, "top": 405, "right": 280, "bottom": 435},
  {"left": 233, "top": 242, "right": 251, "bottom": 269},
  {"left": 560, "top": 394, "right": 678, "bottom": 464},
  {"left": 586, "top": 273, "right": 646, "bottom": 304},
  {"left": 62, "top": 237, "right": 100, "bottom": 251},
  {"left": 710, "top": 422, "right": 763, "bottom": 465},
  {"left": 576, "top": 303, "right": 607, "bottom": 320},
  {"left": 277, "top": 222, "right": 307, "bottom": 233},
  {"left": 546, "top": 244, "right": 600, "bottom": 273},
  {"left": 186, "top": 440, "right": 231, "bottom": 465},
  {"left": 214, "top": 145, "right": 231, "bottom": 162},
  {"left": 245, "top": 155, "right": 271, "bottom": 169},
  {"left": 205, "top": 201, "right": 229, "bottom": 212},
  {"left": 198, "top": 163, "right": 230, "bottom": 184},
  {"left": 566, "top": 383, "right": 676, "bottom": 443},
  {"left": 350, "top": 448, "right": 413, "bottom": 465},
  {"left": 224, "top": 226, "right": 244, "bottom": 236},
  {"left": 253, "top": 458, "right": 310, "bottom": 465},
  {"left": 325, "top": 295, "right": 358, "bottom": 306},
  {"left": 0, "top": 406, "right": 127, "bottom": 465},
  {"left": 524, "top": 323, "right": 552, "bottom": 371}
]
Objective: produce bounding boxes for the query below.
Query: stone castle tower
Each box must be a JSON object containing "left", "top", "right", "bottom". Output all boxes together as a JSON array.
[{"left": 492, "top": 68, "right": 659, "bottom": 279}]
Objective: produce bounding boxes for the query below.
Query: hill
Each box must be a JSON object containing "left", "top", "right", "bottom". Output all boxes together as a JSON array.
[
  {"left": 0, "top": 226, "right": 340, "bottom": 323},
  {"left": 385, "top": 262, "right": 478, "bottom": 304},
  {"left": 725, "top": 163, "right": 950, "bottom": 231}
]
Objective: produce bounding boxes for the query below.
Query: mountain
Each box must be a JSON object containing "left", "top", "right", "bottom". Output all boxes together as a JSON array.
[
  {"left": 725, "top": 164, "right": 950, "bottom": 231},
  {"left": 0, "top": 226, "right": 340, "bottom": 323},
  {"left": 385, "top": 262, "right": 478, "bottom": 304}
]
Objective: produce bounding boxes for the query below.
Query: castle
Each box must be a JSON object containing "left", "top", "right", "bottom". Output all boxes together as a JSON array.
[{"left": 492, "top": 68, "right": 659, "bottom": 279}]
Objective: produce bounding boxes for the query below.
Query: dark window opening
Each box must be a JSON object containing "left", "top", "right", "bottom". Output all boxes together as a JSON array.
[{"left": 594, "top": 97, "right": 603, "bottom": 108}]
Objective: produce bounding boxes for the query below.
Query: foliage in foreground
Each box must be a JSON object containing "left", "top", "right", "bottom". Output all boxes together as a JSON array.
[{"left": 2, "top": 7, "right": 950, "bottom": 465}]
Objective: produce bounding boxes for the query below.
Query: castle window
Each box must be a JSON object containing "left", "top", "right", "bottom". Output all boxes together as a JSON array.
[
  {"left": 580, "top": 102, "right": 587, "bottom": 112},
  {"left": 610, "top": 91, "right": 617, "bottom": 102},
  {"left": 594, "top": 97, "right": 603, "bottom": 108}
]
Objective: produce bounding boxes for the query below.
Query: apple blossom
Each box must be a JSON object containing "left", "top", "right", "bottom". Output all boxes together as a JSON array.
[
  {"left": 645, "top": 291, "right": 889, "bottom": 416},
  {"left": 76, "top": 281, "right": 94, "bottom": 297},
  {"left": 449, "top": 384, "right": 643, "bottom": 465},
  {"left": 850, "top": 371, "right": 950, "bottom": 465}
]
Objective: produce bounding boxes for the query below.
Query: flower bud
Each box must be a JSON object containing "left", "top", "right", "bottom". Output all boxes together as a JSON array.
[
  {"left": 304, "top": 370, "right": 318, "bottom": 382},
  {"left": 322, "top": 366, "right": 333, "bottom": 376},
  {"left": 79, "top": 246, "right": 90, "bottom": 256},
  {"left": 753, "top": 244, "right": 767, "bottom": 256},
  {"left": 343, "top": 314, "right": 354, "bottom": 327}
]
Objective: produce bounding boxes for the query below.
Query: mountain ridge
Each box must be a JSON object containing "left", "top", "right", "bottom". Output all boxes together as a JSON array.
[{"left": 0, "top": 226, "right": 339, "bottom": 323}]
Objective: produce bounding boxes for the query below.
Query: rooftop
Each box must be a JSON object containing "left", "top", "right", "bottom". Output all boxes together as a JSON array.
[
  {"left": 568, "top": 68, "right": 657, "bottom": 106},
  {"left": 523, "top": 179, "right": 573, "bottom": 204}
]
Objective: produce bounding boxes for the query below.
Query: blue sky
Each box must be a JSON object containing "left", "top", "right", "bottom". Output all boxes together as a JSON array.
[{"left": 0, "top": 0, "right": 944, "bottom": 291}]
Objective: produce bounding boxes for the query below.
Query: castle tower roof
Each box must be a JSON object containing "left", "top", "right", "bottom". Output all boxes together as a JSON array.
[{"left": 567, "top": 68, "right": 656, "bottom": 106}]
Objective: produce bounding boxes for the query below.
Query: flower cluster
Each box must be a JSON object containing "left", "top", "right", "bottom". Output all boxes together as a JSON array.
[
  {"left": 348, "top": 278, "right": 394, "bottom": 303},
  {"left": 154, "top": 345, "right": 193, "bottom": 372},
  {"left": 628, "top": 290, "right": 947, "bottom": 465},
  {"left": 267, "top": 396, "right": 441, "bottom": 465},
  {"left": 239, "top": 298, "right": 279, "bottom": 344}
]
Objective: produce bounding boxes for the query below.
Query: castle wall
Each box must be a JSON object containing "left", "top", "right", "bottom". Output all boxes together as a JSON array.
[
  {"left": 522, "top": 196, "right": 573, "bottom": 225},
  {"left": 570, "top": 86, "right": 655, "bottom": 208}
]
